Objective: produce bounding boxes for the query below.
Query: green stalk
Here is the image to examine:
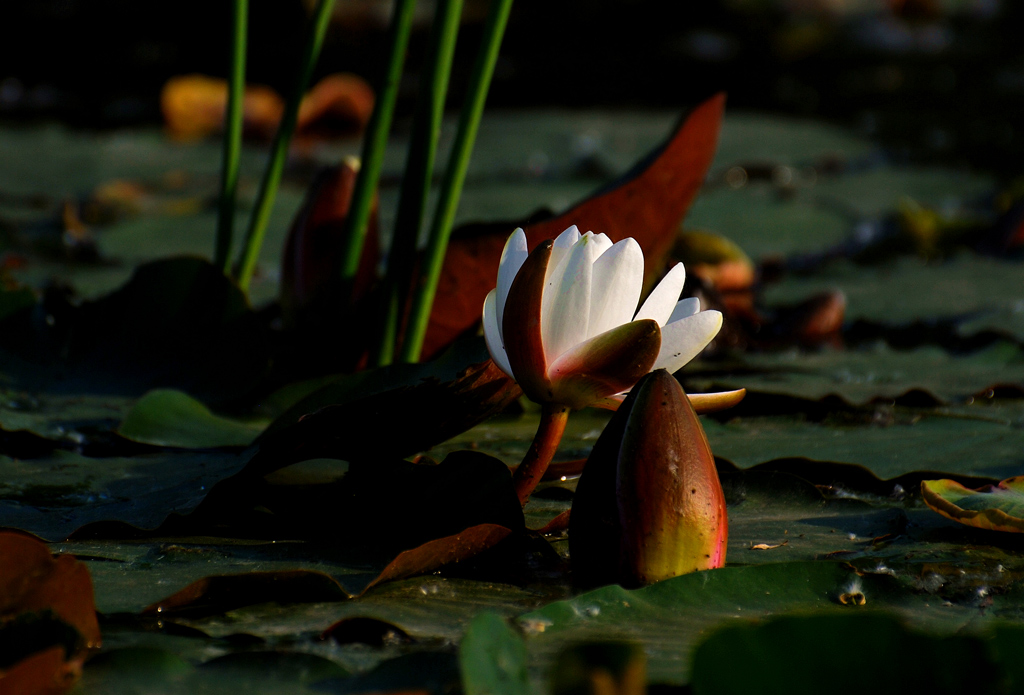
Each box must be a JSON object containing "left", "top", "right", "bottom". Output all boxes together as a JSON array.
[
  {"left": 234, "top": 0, "right": 336, "bottom": 293},
  {"left": 335, "top": 0, "right": 419, "bottom": 291},
  {"left": 398, "top": 0, "right": 514, "bottom": 363},
  {"left": 214, "top": 0, "right": 248, "bottom": 273},
  {"left": 372, "top": 0, "right": 464, "bottom": 367}
]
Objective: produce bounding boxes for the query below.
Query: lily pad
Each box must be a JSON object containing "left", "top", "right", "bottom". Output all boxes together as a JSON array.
[
  {"left": 921, "top": 477, "right": 1024, "bottom": 533},
  {"left": 689, "top": 612, "right": 1000, "bottom": 695},
  {"left": 704, "top": 410, "right": 1024, "bottom": 481},
  {"left": 763, "top": 254, "right": 1024, "bottom": 343},
  {"left": 0, "top": 448, "right": 251, "bottom": 541},
  {"left": 117, "top": 389, "right": 268, "bottom": 449},
  {"left": 517, "top": 561, "right": 985, "bottom": 685},
  {"left": 459, "top": 612, "right": 530, "bottom": 695},
  {"left": 689, "top": 342, "right": 1024, "bottom": 405}
]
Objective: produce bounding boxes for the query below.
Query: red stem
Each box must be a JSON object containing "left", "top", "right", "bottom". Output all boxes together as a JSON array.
[{"left": 512, "top": 403, "right": 570, "bottom": 505}]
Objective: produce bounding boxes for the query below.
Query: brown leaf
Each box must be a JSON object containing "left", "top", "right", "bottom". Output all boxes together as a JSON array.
[
  {"left": 420, "top": 94, "right": 726, "bottom": 359},
  {"left": 297, "top": 73, "right": 375, "bottom": 138},
  {"left": 749, "top": 541, "right": 788, "bottom": 550},
  {"left": 279, "top": 160, "right": 380, "bottom": 324},
  {"left": 142, "top": 525, "right": 512, "bottom": 618},
  {"left": 0, "top": 646, "right": 81, "bottom": 695},
  {"left": 363, "top": 524, "right": 512, "bottom": 593},
  {"left": 0, "top": 532, "right": 100, "bottom": 694},
  {"left": 0, "top": 532, "right": 100, "bottom": 651}
]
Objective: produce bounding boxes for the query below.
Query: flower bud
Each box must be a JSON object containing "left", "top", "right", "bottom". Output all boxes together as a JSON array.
[{"left": 570, "top": 369, "right": 728, "bottom": 587}]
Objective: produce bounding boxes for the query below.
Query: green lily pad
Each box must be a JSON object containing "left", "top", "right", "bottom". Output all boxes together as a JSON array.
[
  {"left": 117, "top": 389, "right": 268, "bottom": 449},
  {"left": 460, "top": 612, "right": 530, "bottom": 695},
  {"left": 763, "top": 254, "right": 1024, "bottom": 343},
  {"left": 689, "top": 612, "right": 1000, "bottom": 695},
  {"left": 921, "top": 477, "right": 1024, "bottom": 533},
  {"left": 704, "top": 410, "right": 1024, "bottom": 481},
  {"left": 689, "top": 342, "right": 1024, "bottom": 405},
  {"left": 517, "top": 561, "right": 986, "bottom": 686}
]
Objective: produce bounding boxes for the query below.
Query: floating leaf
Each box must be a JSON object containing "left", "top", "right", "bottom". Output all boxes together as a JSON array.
[
  {"left": 518, "top": 561, "right": 977, "bottom": 685},
  {"left": 921, "top": 477, "right": 1024, "bottom": 533},
  {"left": 459, "top": 612, "right": 530, "bottom": 695},
  {"left": 690, "top": 342, "right": 1024, "bottom": 406},
  {"left": 0, "top": 532, "right": 100, "bottom": 694},
  {"left": 0, "top": 449, "right": 251, "bottom": 541},
  {"left": 117, "top": 389, "right": 268, "bottom": 449},
  {"left": 0, "top": 257, "right": 269, "bottom": 403},
  {"left": 689, "top": 613, "right": 1000, "bottom": 695}
]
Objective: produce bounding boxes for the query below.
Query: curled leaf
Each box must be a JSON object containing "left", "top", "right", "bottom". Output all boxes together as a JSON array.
[{"left": 921, "top": 477, "right": 1024, "bottom": 533}]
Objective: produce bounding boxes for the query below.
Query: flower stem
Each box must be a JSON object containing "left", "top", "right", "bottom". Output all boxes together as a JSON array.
[
  {"left": 336, "top": 0, "right": 418, "bottom": 294},
  {"left": 234, "top": 0, "right": 336, "bottom": 293},
  {"left": 513, "top": 403, "right": 569, "bottom": 506},
  {"left": 214, "top": 0, "right": 248, "bottom": 274},
  {"left": 397, "top": 0, "right": 514, "bottom": 363}
]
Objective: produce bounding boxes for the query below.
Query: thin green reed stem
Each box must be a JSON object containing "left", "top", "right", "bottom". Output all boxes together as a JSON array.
[
  {"left": 214, "top": 0, "right": 248, "bottom": 273},
  {"left": 372, "top": 0, "right": 464, "bottom": 366},
  {"left": 234, "top": 0, "right": 336, "bottom": 293},
  {"left": 336, "top": 0, "right": 418, "bottom": 289},
  {"left": 399, "top": 0, "right": 514, "bottom": 363}
]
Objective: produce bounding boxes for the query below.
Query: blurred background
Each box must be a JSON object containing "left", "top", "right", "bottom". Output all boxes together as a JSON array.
[{"left": 1, "top": 0, "right": 1021, "bottom": 176}]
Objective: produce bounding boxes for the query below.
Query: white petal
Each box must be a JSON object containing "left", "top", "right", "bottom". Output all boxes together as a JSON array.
[
  {"left": 548, "top": 225, "right": 581, "bottom": 277},
  {"left": 590, "top": 233, "right": 613, "bottom": 256},
  {"left": 667, "top": 296, "right": 701, "bottom": 324},
  {"left": 588, "top": 238, "right": 644, "bottom": 337},
  {"left": 651, "top": 310, "right": 723, "bottom": 374},
  {"left": 482, "top": 289, "right": 514, "bottom": 378},
  {"left": 634, "top": 262, "right": 687, "bottom": 326},
  {"left": 541, "top": 233, "right": 599, "bottom": 364},
  {"left": 495, "top": 228, "right": 528, "bottom": 337}
]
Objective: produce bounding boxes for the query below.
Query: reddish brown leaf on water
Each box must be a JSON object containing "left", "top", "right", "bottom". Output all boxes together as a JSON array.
[
  {"left": 0, "top": 532, "right": 100, "bottom": 650},
  {"left": 280, "top": 159, "right": 380, "bottom": 323},
  {"left": 363, "top": 524, "right": 513, "bottom": 593},
  {"left": 0, "top": 531, "right": 100, "bottom": 694},
  {"left": 297, "top": 73, "right": 375, "bottom": 138},
  {"left": 0, "top": 646, "right": 81, "bottom": 695},
  {"left": 421, "top": 94, "right": 726, "bottom": 358},
  {"left": 533, "top": 510, "right": 572, "bottom": 535}
]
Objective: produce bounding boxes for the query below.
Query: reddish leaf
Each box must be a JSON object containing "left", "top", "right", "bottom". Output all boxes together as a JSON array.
[
  {"left": 421, "top": 94, "right": 726, "bottom": 358},
  {"left": 364, "top": 524, "right": 513, "bottom": 593},
  {"left": 532, "top": 510, "right": 571, "bottom": 535},
  {"left": 0, "top": 532, "right": 100, "bottom": 694},
  {"left": 141, "top": 525, "right": 512, "bottom": 618},
  {"left": 0, "top": 646, "right": 81, "bottom": 695},
  {"left": 279, "top": 160, "right": 380, "bottom": 322},
  {"left": 297, "top": 73, "right": 375, "bottom": 139},
  {"left": 0, "top": 532, "right": 100, "bottom": 651}
]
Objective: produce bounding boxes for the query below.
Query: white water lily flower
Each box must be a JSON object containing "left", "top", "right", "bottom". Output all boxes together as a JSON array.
[{"left": 481, "top": 225, "right": 723, "bottom": 410}]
